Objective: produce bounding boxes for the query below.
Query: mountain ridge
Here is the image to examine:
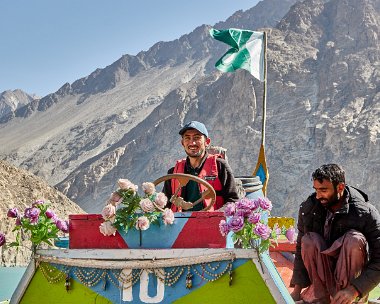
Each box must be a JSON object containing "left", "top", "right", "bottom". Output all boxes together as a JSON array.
[{"left": 0, "top": 0, "right": 297, "bottom": 122}]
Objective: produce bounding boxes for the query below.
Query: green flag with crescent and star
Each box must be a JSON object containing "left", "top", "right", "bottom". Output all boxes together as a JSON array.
[{"left": 209, "top": 28, "right": 264, "bottom": 81}]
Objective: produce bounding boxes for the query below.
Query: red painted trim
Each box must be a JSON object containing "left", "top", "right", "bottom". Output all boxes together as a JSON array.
[
  {"left": 69, "top": 214, "right": 128, "bottom": 249},
  {"left": 172, "top": 212, "right": 226, "bottom": 248}
]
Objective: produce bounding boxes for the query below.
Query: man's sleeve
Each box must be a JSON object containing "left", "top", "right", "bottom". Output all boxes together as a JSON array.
[
  {"left": 290, "top": 201, "right": 311, "bottom": 288},
  {"left": 351, "top": 204, "right": 380, "bottom": 296},
  {"left": 217, "top": 158, "right": 239, "bottom": 203}
]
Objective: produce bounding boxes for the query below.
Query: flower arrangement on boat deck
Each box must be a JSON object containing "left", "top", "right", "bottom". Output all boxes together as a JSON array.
[
  {"left": 99, "top": 179, "right": 175, "bottom": 236},
  {"left": 0, "top": 200, "right": 69, "bottom": 249},
  {"left": 219, "top": 197, "right": 296, "bottom": 253}
]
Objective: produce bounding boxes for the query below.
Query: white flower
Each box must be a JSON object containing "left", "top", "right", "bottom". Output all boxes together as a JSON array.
[
  {"left": 142, "top": 182, "right": 156, "bottom": 195},
  {"left": 118, "top": 179, "right": 138, "bottom": 192},
  {"left": 101, "top": 203, "right": 116, "bottom": 221},
  {"left": 99, "top": 221, "right": 117, "bottom": 236},
  {"left": 140, "top": 198, "right": 155, "bottom": 213},
  {"left": 135, "top": 216, "right": 150, "bottom": 230},
  {"left": 162, "top": 208, "right": 175, "bottom": 225},
  {"left": 154, "top": 192, "right": 168, "bottom": 209}
]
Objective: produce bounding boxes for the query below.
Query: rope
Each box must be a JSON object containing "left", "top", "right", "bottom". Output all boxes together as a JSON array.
[{"left": 35, "top": 252, "right": 236, "bottom": 269}]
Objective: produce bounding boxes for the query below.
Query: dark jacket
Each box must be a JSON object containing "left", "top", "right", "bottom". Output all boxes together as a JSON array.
[{"left": 290, "top": 186, "right": 380, "bottom": 296}]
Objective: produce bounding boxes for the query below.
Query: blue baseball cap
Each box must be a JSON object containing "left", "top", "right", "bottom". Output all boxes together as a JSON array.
[{"left": 179, "top": 121, "right": 209, "bottom": 138}]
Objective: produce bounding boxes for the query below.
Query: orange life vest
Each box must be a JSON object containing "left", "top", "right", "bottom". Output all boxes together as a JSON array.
[{"left": 170, "top": 154, "right": 224, "bottom": 212}]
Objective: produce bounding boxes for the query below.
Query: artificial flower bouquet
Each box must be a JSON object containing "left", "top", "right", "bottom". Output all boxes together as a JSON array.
[
  {"left": 0, "top": 200, "right": 69, "bottom": 250},
  {"left": 99, "top": 179, "right": 175, "bottom": 236},
  {"left": 219, "top": 197, "right": 296, "bottom": 253}
]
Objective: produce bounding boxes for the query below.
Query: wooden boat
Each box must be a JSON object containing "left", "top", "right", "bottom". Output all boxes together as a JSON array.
[{"left": 10, "top": 174, "right": 298, "bottom": 304}]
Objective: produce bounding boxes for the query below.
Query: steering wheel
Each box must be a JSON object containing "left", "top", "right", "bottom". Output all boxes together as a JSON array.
[{"left": 153, "top": 173, "right": 216, "bottom": 211}]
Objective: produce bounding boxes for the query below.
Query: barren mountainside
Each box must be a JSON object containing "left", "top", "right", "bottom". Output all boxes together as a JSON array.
[
  {"left": 0, "top": 0, "right": 379, "bottom": 221},
  {"left": 0, "top": 160, "right": 85, "bottom": 266}
]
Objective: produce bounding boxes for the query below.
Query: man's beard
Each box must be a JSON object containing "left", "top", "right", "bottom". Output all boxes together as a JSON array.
[
  {"left": 186, "top": 148, "right": 205, "bottom": 158},
  {"left": 321, "top": 190, "right": 340, "bottom": 209}
]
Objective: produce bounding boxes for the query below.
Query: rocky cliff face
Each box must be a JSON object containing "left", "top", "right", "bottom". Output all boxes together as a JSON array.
[
  {"left": 0, "top": 160, "right": 85, "bottom": 266},
  {"left": 57, "top": 0, "right": 380, "bottom": 216},
  {"left": 266, "top": 0, "right": 380, "bottom": 214},
  {"left": 0, "top": 0, "right": 378, "bottom": 219}
]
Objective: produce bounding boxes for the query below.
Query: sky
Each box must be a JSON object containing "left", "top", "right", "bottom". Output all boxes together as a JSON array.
[{"left": 0, "top": 0, "right": 259, "bottom": 97}]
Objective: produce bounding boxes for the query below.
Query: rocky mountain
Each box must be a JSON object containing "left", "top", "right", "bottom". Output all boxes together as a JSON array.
[
  {"left": 0, "top": 160, "right": 85, "bottom": 266},
  {"left": 0, "top": 0, "right": 379, "bottom": 219},
  {"left": 0, "top": 89, "right": 38, "bottom": 119}
]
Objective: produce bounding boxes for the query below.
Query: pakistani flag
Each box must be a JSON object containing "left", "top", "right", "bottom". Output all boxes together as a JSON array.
[{"left": 209, "top": 28, "right": 265, "bottom": 81}]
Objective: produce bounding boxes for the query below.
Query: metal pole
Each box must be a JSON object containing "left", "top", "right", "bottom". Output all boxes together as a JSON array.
[{"left": 261, "top": 31, "right": 267, "bottom": 147}]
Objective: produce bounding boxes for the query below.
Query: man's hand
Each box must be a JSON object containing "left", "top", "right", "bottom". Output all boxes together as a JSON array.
[
  {"left": 331, "top": 285, "right": 359, "bottom": 304},
  {"left": 170, "top": 196, "right": 193, "bottom": 210}
]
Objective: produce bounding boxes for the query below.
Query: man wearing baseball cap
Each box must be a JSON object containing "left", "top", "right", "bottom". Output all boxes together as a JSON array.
[{"left": 163, "top": 121, "right": 239, "bottom": 211}]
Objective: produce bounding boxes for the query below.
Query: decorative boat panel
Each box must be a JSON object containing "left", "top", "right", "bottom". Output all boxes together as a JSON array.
[{"left": 69, "top": 212, "right": 227, "bottom": 249}]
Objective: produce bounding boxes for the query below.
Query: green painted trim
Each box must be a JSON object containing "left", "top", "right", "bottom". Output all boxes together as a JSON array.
[
  {"left": 20, "top": 265, "right": 112, "bottom": 304},
  {"left": 369, "top": 284, "right": 380, "bottom": 300},
  {"left": 174, "top": 260, "right": 276, "bottom": 303}
]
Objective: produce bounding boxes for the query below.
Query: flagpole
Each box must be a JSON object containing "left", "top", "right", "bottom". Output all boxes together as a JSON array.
[
  {"left": 261, "top": 31, "right": 267, "bottom": 147},
  {"left": 252, "top": 30, "right": 269, "bottom": 195}
]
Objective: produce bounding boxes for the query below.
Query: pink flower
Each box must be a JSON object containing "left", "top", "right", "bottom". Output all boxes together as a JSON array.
[
  {"left": 247, "top": 199, "right": 260, "bottom": 211},
  {"left": 140, "top": 198, "right": 155, "bottom": 213},
  {"left": 162, "top": 208, "right": 175, "bottom": 225},
  {"left": 285, "top": 227, "right": 297, "bottom": 243},
  {"left": 248, "top": 212, "right": 261, "bottom": 224},
  {"left": 45, "top": 209, "right": 56, "bottom": 219},
  {"left": 7, "top": 208, "right": 19, "bottom": 218},
  {"left": 56, "top": 219, "right": 69, "bottom": 233},
  {"left": 99, "top": 221, "right": 117, "bottom": 236},
  {"left": 224, "top": 203, "right": 236, "bottom": 217},
  {"left": 228, "top": 216, "right": 245, "bottom": 232},
  {"left": 162, "top": 208, "right": 174, "bottom": 225},
  {"left": 236, "top": 209, "right": 249, "bottom": 217},
  {"left": 118, "top": 179, "right": 138, "bottom": 192},
  {"left": 235, "top": 198, "right": 254, "bottom": 217},
  {"left": 109, "top": 192, "right": 122, "bottom": 205},
  {"left": 254, "top": 223, "right": 271, "bottom": 240},
  {"left": 219, "top": 220, "right": 230, "bottom": 236},
  {"left": 101, "top": 203, "right": 116, "bottom": 221},
  {"left": 154, "top": 192, "right": 167, "bottom": 209},
  {"left": 236, "top": 198, "right": 258, "bottom": 210},
  {"left": 142, "top": 182, "right": 156, "bottom": 195},
  {"left": 135, "top": 216, "right": 150, "bottom": 230},
  {"left": 24, "top": 207, "right": 40, "bottom": 224},
  {"left": 258, "top": 197, "right": 272, "bottom": 211}
]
